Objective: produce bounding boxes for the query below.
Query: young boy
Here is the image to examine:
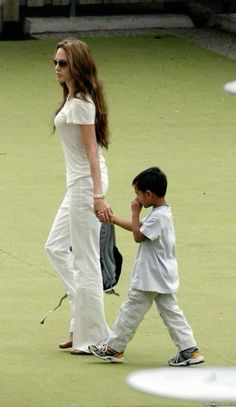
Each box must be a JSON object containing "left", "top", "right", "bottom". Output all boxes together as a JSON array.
[{"left": 90, "top": 167, "right": 204, "bottom": 366}]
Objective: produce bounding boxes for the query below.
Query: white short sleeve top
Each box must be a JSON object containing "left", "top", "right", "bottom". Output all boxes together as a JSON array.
[{"left": 54, "top": 95, "right": 106, "bottom": 187}]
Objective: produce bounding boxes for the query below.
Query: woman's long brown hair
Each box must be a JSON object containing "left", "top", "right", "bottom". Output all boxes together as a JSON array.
[{"left": 54, "top": 39, "right": 109, "bottom": 149}]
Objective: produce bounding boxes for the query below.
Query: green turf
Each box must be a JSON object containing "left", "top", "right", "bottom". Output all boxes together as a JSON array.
[{"left": 0, "top": 35, "right": 236, "bottom": 407}]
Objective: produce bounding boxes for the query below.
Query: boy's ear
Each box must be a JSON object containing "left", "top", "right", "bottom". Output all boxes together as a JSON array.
[{"left": 145, "top": 190, "right": 152, "bottom": 198}]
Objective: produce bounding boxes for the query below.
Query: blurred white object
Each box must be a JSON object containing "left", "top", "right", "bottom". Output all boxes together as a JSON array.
[
  {"left": 127, "top": 367, "right": 236, "bottom": 403},
  {"left": 224, "top": 80, "right": 236, "bottom": 94}
]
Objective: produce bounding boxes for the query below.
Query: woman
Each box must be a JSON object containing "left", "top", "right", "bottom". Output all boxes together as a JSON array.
[{"left": 45, "top": 39, "right": 112, "bottom": 354}]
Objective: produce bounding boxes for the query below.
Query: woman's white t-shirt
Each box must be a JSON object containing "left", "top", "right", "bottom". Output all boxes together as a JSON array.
[{"left": 54, "top": 95, "right": 106, "bottom": 188}]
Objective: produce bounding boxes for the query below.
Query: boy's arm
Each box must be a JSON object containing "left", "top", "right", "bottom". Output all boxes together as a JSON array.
[
  {"left": 131, "top": 199, "right": 148, "bottom": 243},
  {"left": 112, "top": 213, "right": 146, "bottom": 242},
  {"left": 112, "top": 215, "right": 133, "bottom": 231},
  {"left": 104, "top": 200, "right": 147, "bottom": 243}
]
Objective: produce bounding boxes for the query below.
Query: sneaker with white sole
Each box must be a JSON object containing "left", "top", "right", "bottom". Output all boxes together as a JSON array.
[
  {"left": 89, "top": 344, "right": 124, "bottom": 363},
  {"left": 88, "top": 344, "right": 99, "bottom": 353},
  {"left": 168, "top": 347, "right": 204, "bottom": 366}
]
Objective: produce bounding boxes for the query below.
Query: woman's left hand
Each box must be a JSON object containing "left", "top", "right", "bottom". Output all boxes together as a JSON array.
[{"left": 94, "top": 199, "right": 113, "bottom": 223}]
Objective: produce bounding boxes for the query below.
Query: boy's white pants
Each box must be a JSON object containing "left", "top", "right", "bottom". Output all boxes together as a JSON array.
[
  {"left": 108, "top": 288, "right": 197, "bottom": 353},
  {"left": 45, "top": 176, "right": 110, "bottom": 352}
]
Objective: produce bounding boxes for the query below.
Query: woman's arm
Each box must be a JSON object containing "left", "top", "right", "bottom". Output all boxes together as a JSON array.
[{"left": 79, "top": 124, "right": 112, "bottom": 222}]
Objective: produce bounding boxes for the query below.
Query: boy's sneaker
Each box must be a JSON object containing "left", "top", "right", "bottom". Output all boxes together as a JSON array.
[
  {"left": 88, "top": 344, "right": 99, "bottom": 353},
  {"left": 168, "top": 347, "right": 204, "bottom": 366},
  {"left": 89, "top": 344, "right": 124, "bottom": 363}
]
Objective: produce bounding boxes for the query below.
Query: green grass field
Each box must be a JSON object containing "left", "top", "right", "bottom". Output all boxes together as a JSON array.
[{"left": 0, "top": 35, "right": 236, "bottom": 407}]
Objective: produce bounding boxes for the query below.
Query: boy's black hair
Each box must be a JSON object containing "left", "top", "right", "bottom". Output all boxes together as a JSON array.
[{"left": 132, "top": 167, "right": 167, "bottom": 197}]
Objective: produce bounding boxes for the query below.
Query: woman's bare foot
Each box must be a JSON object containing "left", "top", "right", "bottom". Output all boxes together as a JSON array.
[{"left": 58, "top": 332, "right": 73, "bottom": 349}]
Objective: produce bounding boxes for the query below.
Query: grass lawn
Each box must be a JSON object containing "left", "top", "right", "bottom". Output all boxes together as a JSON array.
[{"left": 0, "top": 34, "right": 236, "bottom": 407}]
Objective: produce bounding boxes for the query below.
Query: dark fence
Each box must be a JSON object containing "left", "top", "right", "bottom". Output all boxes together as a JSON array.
[{"left": 0, "top": 0, "right": 236, "bottom": 39}]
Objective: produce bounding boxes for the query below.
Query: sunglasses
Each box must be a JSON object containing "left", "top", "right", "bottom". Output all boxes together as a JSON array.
[{"left": 53, "top": 58, "right": 68, "bottom": 68}]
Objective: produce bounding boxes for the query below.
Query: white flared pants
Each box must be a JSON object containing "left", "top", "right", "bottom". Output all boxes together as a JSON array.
[
  {"left": 108, "top": 288, "right": 197, "bottom": 353},
  {"left": 45, "top": 175, "right": 110, "bottom": 352}
]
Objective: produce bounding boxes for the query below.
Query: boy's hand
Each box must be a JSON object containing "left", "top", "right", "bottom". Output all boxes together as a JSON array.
[{"left": 131, "top": 198, "right": 142, "bottom": 214}]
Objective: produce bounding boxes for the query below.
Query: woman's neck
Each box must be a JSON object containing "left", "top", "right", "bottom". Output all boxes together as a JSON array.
[{"left": 66, "top": 80, "right": 74, "bottom": 98}]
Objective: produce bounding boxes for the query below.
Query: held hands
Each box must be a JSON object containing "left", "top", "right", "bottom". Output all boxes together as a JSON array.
[
  {"left": 94, "top": 197, "right": 142, "bottom": 225},
  {"left": 94, "top": 198, "right": 113, "bottom": 223}
]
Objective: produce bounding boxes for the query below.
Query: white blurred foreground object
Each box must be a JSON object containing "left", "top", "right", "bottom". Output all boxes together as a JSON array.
[
  {"left": 224, "top": 80, "right": 236, "bottom": 94},
  {"left": 127, "top": 367, "right": 236, "bottom": 403}
]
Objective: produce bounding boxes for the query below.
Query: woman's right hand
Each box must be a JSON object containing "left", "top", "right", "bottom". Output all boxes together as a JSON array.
[{"left": 94, "top": 199, "right": 113, "bottom": 223}]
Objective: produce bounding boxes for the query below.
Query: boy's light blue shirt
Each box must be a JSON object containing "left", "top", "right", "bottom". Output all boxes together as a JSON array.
[{"left": 130, "top": 205, "right": 179, "bottom": 293}]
